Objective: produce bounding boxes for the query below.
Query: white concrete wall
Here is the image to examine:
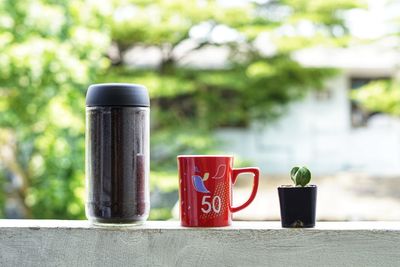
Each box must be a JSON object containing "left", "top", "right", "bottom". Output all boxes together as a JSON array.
[
  {"left": 216, "top": 75, "right": 400, "bottom": 175},
  {"left": 1, "top": 220, "right": 400, "bottom": 267}
]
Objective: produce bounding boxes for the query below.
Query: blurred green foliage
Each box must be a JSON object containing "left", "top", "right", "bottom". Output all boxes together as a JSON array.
[
  {"left": 0, "top": 0, "right": 360, "bottom": 219},
  {"left": 350, "top": 0, "right": 400, "bottom": 117},
  {"left": 0, "top": 0, "right": 111, "bottom": 218},
  {"left": 352, "top": 80, "right": 400, "bottom": 116}
]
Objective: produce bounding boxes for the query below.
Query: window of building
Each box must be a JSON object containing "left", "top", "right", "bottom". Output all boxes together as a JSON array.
[{"left": 349, "top": 77, "right": 389, "bottom": 128}]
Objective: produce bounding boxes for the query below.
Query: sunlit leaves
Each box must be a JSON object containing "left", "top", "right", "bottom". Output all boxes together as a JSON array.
[
  {"left": 25, "top": 2, "right": 66, "bottom": 36},
  {"left": 351, "top": 80, "right": 400, "bottom": 116},
  {"left": 246, "top": 61, "right": 276, "bottom": 78},
  {"left": 0, "top": 0, "right": 110, "bottom": 219}
]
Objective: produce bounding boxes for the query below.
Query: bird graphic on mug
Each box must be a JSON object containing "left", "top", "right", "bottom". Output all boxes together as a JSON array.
[{"left": 192, "top": 164, "right": 226, "bottom": 193}]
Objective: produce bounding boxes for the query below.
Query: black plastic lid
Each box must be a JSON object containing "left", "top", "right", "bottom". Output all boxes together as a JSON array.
[{"left": 86, "top": 83, "right": 150, "bottom": 107}]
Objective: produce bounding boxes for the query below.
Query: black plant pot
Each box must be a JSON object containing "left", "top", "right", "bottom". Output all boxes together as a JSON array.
[{"left": 278, "top": 185, "right": 317, "bottom": 228}]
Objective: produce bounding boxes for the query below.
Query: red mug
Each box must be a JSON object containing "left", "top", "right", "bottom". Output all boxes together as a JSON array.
[{"left": 177, "top": 155, "right": 260, "bottom": 227}]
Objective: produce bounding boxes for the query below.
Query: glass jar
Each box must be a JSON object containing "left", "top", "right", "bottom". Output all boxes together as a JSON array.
[{"left": 85, "top": 83, "right": 150, "bottom": 225}]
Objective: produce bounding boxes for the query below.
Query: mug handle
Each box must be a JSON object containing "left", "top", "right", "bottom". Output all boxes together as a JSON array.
[{"left": 231, "top": 167, "right": 260, "bottom": 213}]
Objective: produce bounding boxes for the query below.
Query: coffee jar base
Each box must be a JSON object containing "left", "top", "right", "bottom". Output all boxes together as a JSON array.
[
  {"left": 88, "top": 217, "right": 147, "bottom": 227},
  {"left": 89, "top": 220, "right": 145, "bottom": 228}
]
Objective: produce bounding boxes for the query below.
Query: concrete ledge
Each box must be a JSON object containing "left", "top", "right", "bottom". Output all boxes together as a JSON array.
[{"left": 1, "top": 220, "right": 400, "bottom": 266}]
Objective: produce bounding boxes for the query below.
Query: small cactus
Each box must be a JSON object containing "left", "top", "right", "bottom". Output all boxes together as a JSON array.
[{"left": 290, "top": 166, "right": 311, "bottom": 187}]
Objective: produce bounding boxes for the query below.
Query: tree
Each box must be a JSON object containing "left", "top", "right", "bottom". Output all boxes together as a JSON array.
[
  {"left": 103, "top": 0, "right": 360, "bottom": 170},
  {"left": 352, "top": 80, "right": 400, "bottom": 116},
  {"left": 0, "top": 0, "right": 361, "bottom": 219},
  {"left": 0, "top": 0, "right": 111, "bottom": 218},
  {"left": 350, "top": 0, "right": 400, "bottom": 117}
]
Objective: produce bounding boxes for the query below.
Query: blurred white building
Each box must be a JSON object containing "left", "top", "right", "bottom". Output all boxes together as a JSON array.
[
  {"left": 127, "top": 40, "right": 400, "bottom": 175},
  {"left": 124, "top": 0, "right": 400, "bottom": 175},
  {"left": 217, "top": 41, "right": 400, "bottom": 175}
]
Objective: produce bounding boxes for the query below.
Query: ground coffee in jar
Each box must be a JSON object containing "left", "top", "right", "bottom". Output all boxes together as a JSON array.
[{"left": 85, "top": 83, "right": 150, "bottom": 225}]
